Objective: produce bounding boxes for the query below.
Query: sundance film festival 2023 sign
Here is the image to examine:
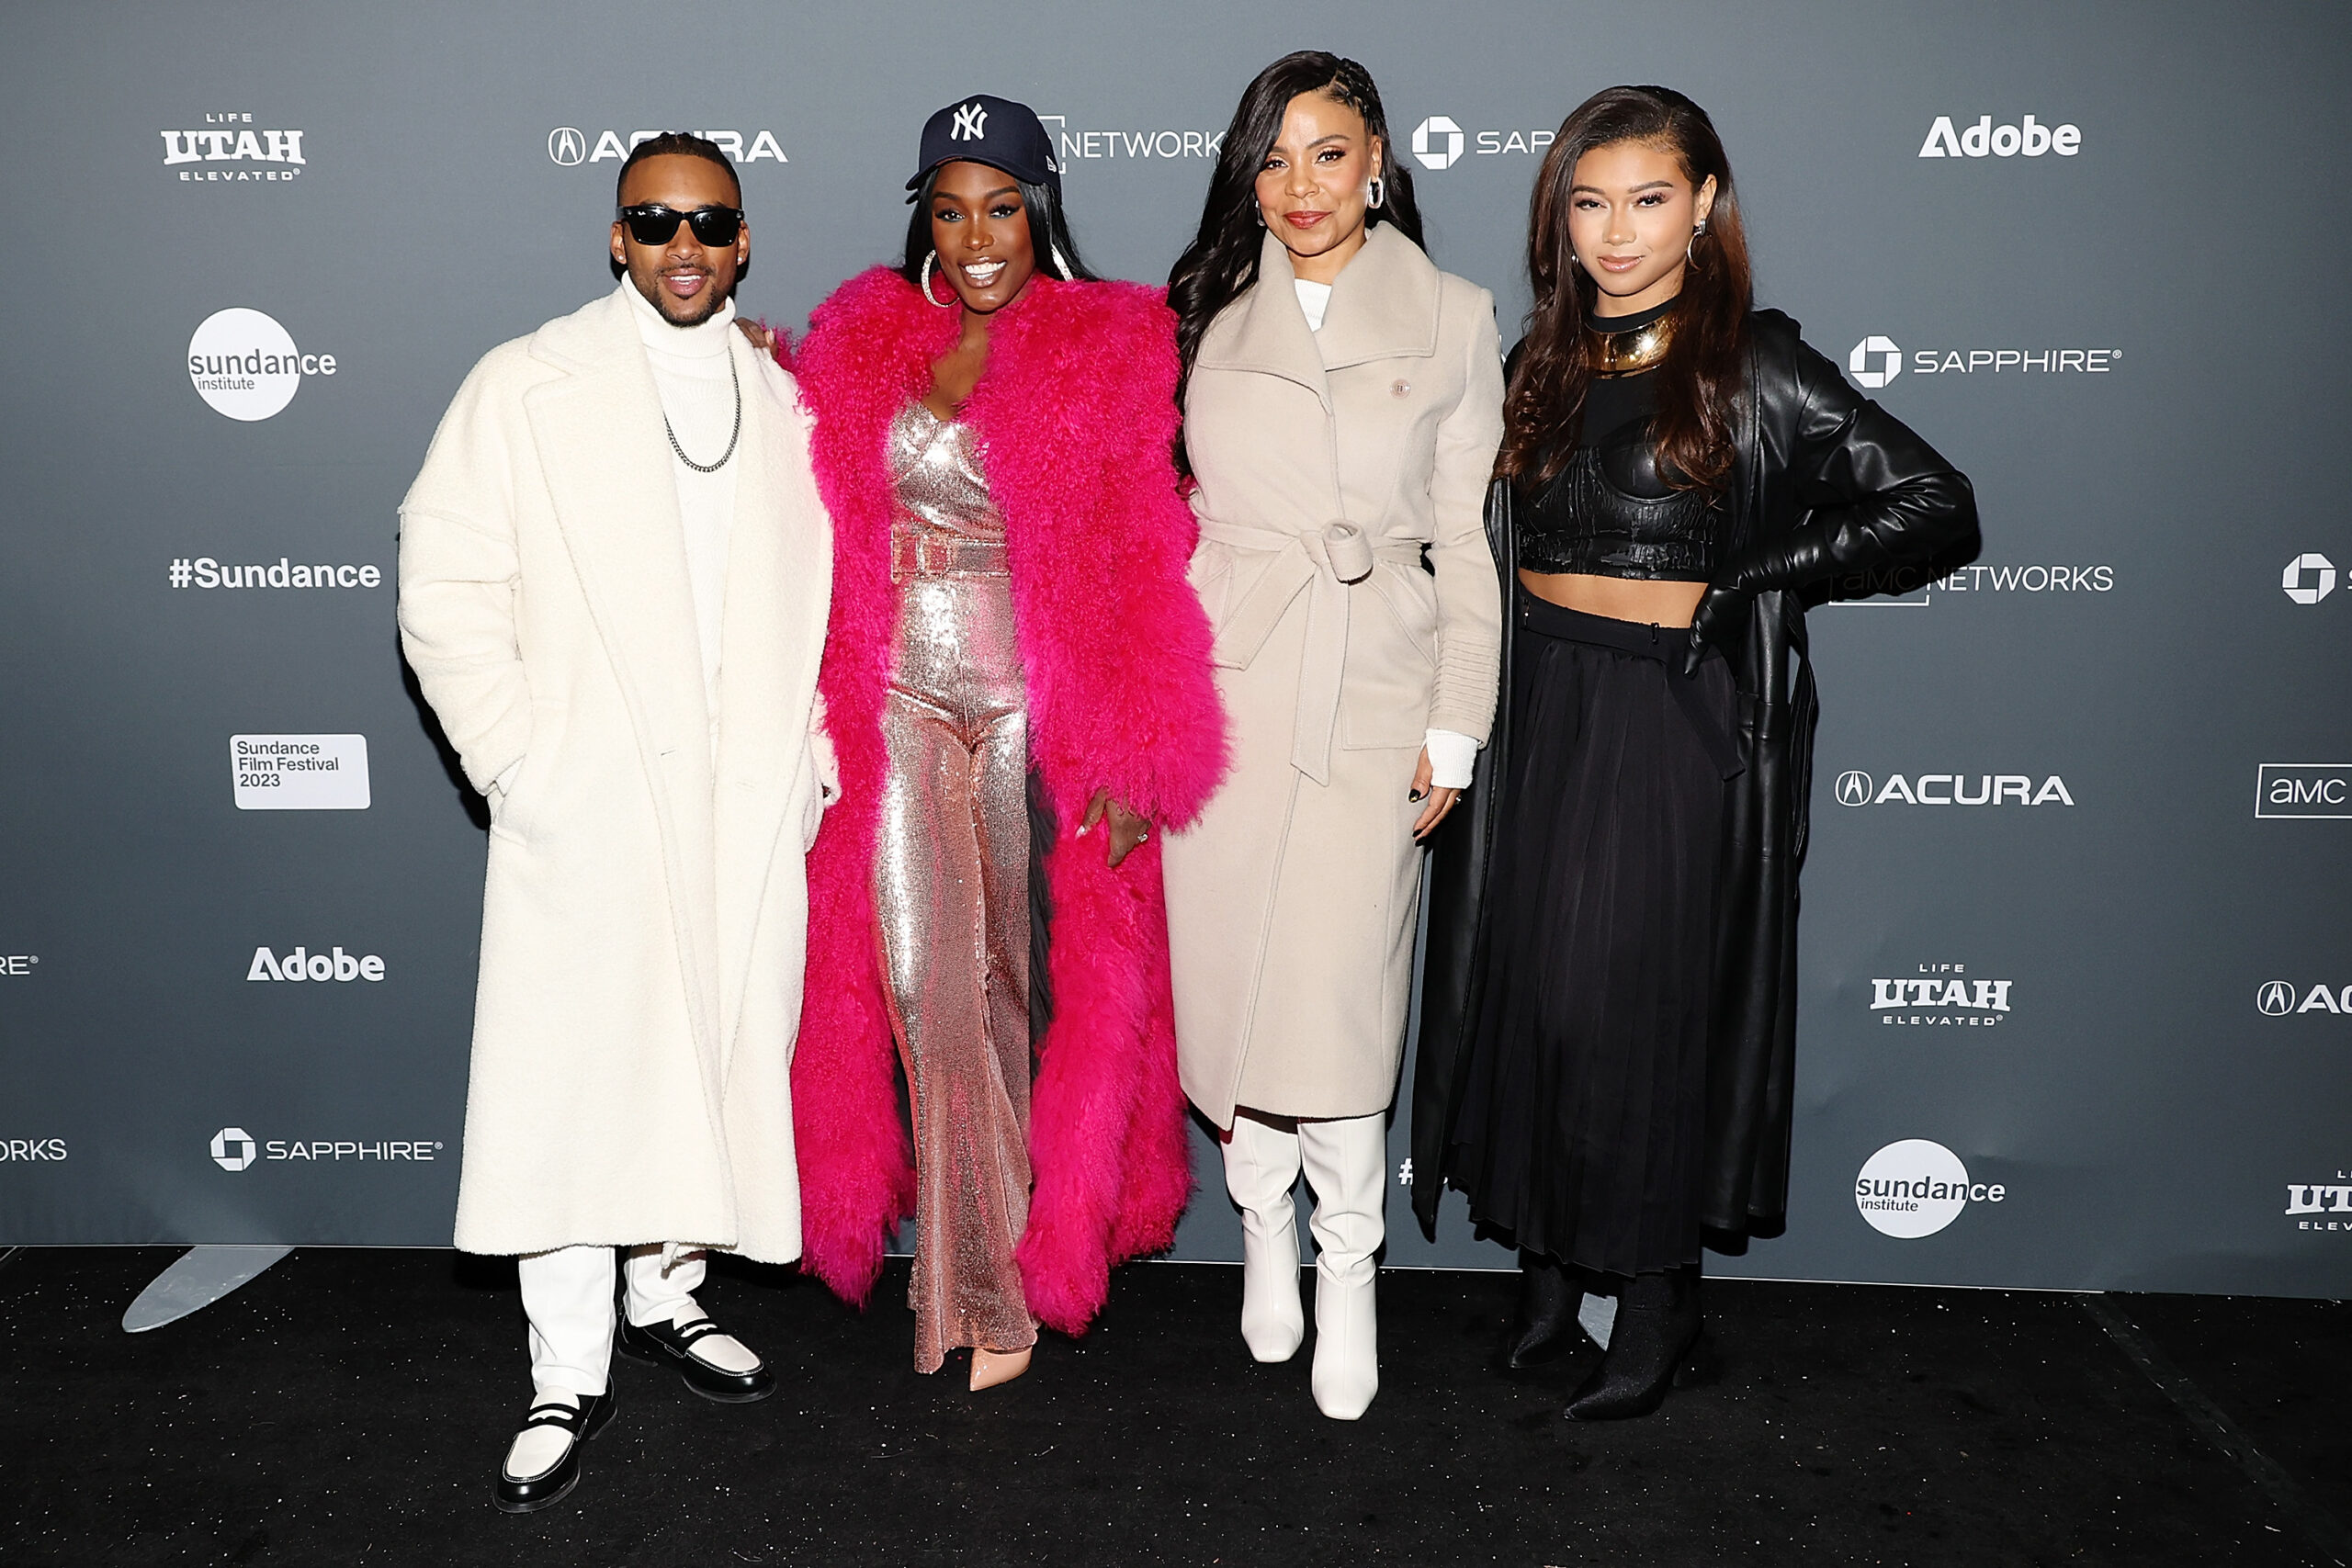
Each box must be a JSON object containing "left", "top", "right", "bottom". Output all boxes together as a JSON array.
[{"left": 0, "top": 1, "right": 2345, "bottom": 1300}]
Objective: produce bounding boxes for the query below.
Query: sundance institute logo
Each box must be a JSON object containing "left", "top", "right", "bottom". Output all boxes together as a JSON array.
[
  {"left": 1854, "top": 1139, "right": 2006, "bottom": 1238},
  {"left": 187, "top": 309, "right": 339, "bottom": 422}
]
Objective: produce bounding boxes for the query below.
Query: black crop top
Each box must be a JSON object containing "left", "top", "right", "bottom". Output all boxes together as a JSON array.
[{"left": 1514, "top": 303, "right": 1723, "bottom": 581}]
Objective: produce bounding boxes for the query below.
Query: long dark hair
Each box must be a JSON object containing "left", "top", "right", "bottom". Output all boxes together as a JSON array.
[
  {"left": 900, "top": 165, "right": 1098, "bottom": 293},
  {"left": 1168, "top": 51, "right": 1423, "bottom": 411},
  {"left": 1498, "top": 85, "right": 1752, "bottom": 491}
]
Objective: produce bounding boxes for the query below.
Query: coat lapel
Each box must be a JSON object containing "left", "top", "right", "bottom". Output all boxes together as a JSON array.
[
  {"left": 710, "top": 339, "right": 830, "bottom": 1061},
  {"left": 523, "top": 286, "right": 722, "bottom": 1057},
  {"left": 1313, "top": 223, "right": 1442, "bottom": 370},
  {"left": 1193, "top": 232, "right": 1331, "bottom": 408}
]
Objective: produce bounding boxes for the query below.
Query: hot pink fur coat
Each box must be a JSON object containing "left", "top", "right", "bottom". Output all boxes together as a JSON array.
[{"left": 782, "top": 268, "right": 1226, "bottom": 1335}]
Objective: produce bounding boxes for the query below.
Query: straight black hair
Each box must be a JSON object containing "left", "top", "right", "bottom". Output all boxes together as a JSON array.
[
  {"left": 1168, "top": 52, "right": 1423, "bottom": 415},
  {"left": 900, "top": 166, "right": 1098, "bottom": 293}
]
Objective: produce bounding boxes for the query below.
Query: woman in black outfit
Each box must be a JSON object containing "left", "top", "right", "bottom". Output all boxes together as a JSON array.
[{"left": 1411, "top": 85, "right": 1977, "bottom": 1420}]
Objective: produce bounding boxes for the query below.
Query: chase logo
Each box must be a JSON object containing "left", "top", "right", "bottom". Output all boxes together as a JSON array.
[
  {"left": 2283, "top": 554, "right": 2336, "bottom": 605},
  {"left": 1410, "top": 116, "right": 1465, "bottom": 171},
  {"left": 210, "top": 1127, "right": 258, "bottom": 1172},
  {"left": 1849, "top": 336, "right": 1901, "bottom": 389}
]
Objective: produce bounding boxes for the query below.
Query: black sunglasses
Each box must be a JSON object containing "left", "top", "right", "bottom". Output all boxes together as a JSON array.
[{"left": 617, "top": 203, "right": 744, "bottom": 247}]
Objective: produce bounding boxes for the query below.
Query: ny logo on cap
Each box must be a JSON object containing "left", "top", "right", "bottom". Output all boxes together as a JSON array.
[{"left": 952, "top": 102, "right": 988, "bottom": 141}]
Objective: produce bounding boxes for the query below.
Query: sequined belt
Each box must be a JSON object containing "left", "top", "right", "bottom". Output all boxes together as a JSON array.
[{"left": 893, "top": 531, "right": 1010, "bottom": 581}]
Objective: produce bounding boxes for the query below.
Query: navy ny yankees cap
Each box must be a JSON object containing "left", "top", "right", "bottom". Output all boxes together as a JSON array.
[{"left": 907, "top": 94, "right": 1061, "bottom": 197}]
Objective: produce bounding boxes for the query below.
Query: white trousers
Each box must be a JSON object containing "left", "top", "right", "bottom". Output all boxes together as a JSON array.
[{"left": 516, "top": 1244, "right": 703, "bottom": 1400}]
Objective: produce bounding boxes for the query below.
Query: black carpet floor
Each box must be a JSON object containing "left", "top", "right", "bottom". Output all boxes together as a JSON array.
[{"left": 1, "top": 1246, "right": 2346, "bottom": 1566}]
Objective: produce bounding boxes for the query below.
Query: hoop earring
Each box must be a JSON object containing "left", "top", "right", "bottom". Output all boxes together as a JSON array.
[
  {"left": 1367, "top": 175, "right": 1386, "bottom": 210},
  {"left": 919, "top": 251, "right": 956, "bottom": 308}
]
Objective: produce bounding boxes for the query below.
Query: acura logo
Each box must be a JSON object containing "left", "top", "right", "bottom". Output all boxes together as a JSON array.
[
  {"left": 210, "top": 1126, "right": 257, "bottom": 1172},
  {"left": 2258, "top": 981, "right": 2296, "bottom": 1016},
  {"left": 548, "top": 127, "right": 586, "bottom": 166},
  {"left": 1849, "top": 335, "right": 1902, "bottom": 389},
  {"left": 1411, "top": 116, "right": 1465, "bottom": 171},
  {"left": 1835, "top": 771, "right": 1874, "bottom": 807}
]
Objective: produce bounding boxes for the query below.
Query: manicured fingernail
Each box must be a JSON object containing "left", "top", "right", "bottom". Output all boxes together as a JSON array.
[{"left": 1408, "top": 790, "right": 1426, "bottom": 801}]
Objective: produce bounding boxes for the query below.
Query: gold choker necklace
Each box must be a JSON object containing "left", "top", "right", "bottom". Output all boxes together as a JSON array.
[{"left": 1589, "top": 310, "right": 1674, "bottom": 377}]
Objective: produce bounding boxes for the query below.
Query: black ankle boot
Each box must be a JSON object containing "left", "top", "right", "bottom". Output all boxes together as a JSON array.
[
  {"left": 1564, "top": 1266, "right": 1706, "bottom": 1421},
  {"left": 1504, "top": 1251, "right": 1584, "bottom": 1369}
]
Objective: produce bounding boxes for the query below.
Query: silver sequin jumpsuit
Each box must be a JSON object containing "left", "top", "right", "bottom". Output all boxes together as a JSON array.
[{"left": 874, "top": 401, "right": 1036, "bottom": 1371}]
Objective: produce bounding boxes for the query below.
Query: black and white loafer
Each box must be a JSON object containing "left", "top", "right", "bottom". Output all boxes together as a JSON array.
[
  {"left": 492, "top": 1390, "right": 616, "bottom": 1515},
  {"left": 616, "top": 1313, "right": 775, "bottom": 1404}
]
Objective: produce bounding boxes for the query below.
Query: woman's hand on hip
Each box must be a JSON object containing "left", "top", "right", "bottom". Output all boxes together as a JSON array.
[
  {"left": 1409, "top": 749, "right": 1461, "bottom": 840},
  {"left": 1080, "top": 788, "right": 1151, "bottom": 869}
]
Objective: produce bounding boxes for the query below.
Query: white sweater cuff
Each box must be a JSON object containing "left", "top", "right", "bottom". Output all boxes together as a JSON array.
[{"left": 1424, "top": 728, "right": 1479, "bottom": 790}]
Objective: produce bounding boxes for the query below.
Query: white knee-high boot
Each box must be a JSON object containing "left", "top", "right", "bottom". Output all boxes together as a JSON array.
[
  {"left": 1297, "top": 1112, "right": 1386, "bottom": 1420},
  {"left": 1222, "top": 1111, "right": 1305, "bottom": 1362}
]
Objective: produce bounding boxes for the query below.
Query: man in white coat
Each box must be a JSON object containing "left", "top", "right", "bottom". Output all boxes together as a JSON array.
[{"left": 399, "top": 133, "right": 835, "bottom": 1514}]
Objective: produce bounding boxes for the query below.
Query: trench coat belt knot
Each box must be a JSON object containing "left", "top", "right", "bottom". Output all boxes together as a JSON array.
[{"left": 1196, "top": 516, "right": 1421, "bottom": 787}]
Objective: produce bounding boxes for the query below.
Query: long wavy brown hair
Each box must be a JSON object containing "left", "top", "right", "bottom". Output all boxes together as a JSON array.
[{"left": 1498, "top": 85, "right": 1752, "bottom": 490}]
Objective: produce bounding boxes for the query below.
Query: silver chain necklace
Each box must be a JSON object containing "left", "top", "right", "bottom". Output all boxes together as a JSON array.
[{"left": 663, "top": 349, "right": 741, "bottom": 473}]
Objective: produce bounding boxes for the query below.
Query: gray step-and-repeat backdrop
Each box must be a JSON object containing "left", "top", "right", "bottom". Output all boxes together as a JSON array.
[{"left": 3, "top": 1, "right": 2346, "bottom": 1299}]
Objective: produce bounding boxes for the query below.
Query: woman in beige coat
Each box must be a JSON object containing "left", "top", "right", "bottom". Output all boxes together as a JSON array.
[{"left": 1162, "top": 52, "right": 1504, "bottom": 1420}]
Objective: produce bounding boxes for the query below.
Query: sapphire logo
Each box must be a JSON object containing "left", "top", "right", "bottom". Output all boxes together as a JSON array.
[
  {"left": 1849, "top": 335, "right": 1902, "bottom": 389},
  {"left": 1410, "top": 116, "right": 1465, "bottom": 171},
  {"left": 2283, "top": 553, "right": 2336, "bottom": 605},
  {"left": 210, "top": 1127, "right": 258, "bottom": 1172}
]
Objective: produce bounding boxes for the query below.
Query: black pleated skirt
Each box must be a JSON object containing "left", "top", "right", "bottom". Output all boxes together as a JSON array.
[{"left": 1447, "top": 592, "right": 1740, "bottom": 1278}]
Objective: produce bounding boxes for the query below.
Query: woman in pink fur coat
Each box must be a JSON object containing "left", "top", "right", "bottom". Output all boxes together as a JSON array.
[{"left": 776, "top": 96, "right": 1225, "bottom": 1388}]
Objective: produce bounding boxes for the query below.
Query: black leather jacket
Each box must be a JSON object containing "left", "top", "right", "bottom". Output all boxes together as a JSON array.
[{"left": 1410, "top": 308, "right": 1979, "bottom": 1241}]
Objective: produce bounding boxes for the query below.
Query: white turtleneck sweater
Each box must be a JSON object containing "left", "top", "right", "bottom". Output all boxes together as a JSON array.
[{"left": 624, "top": 277, "right": 739, "bottom": 738}]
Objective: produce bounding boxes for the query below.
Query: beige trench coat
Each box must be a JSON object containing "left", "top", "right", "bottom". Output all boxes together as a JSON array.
[
  {"left": 1163, "top": 227, "right": 1504, "bottom": 1129},
  {"left": 399, "top": 287, "right": 835, "bottom": 1259}
]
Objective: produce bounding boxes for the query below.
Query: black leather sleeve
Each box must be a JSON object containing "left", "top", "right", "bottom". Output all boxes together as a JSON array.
[{"left": 1718, "top": 337, "right": 1978, "bottom": 595}]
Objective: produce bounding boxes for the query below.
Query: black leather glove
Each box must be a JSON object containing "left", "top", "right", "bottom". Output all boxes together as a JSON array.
[{"left": 1682, "top": 584, "right": 1748, "bottom": 677}]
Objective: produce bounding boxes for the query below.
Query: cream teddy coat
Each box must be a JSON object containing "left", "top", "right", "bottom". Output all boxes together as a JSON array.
[{"left": 399, "top": 286, "right": 833, "bottom": 1259}]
